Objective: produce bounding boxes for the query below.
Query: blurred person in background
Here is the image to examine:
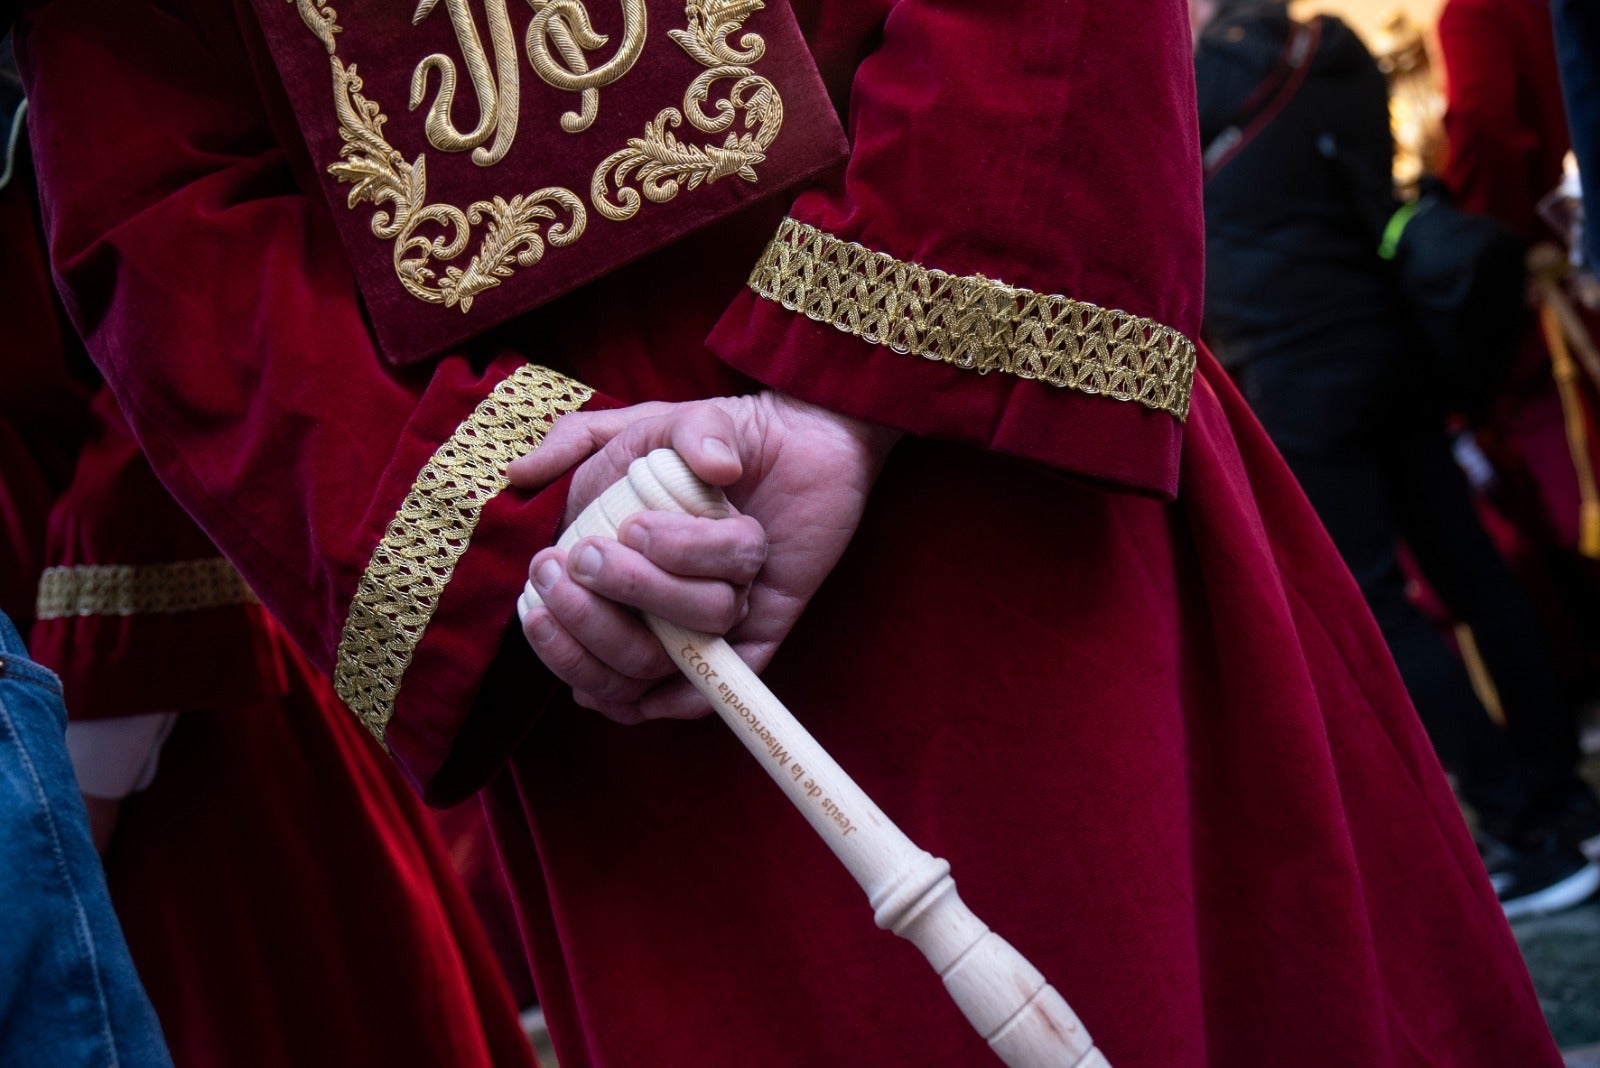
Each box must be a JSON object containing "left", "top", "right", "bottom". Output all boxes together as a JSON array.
[
  {"left": 1439, "top": 0, "right": 1600, "bottom": 830},
  {"left": 1438, "top": 0, "right": 1600, "bottom": 673},
  {"left": 1193, "top": 0, "right": 1600, "bottom": 916},
  {"left": 0, "top": 42, "right": 539, "bottom": 1067}
]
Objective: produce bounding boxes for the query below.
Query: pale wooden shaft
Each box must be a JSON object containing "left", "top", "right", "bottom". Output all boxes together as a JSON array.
[
  {"left": 523, "top": 449, "right": 1103, "bottom": 1067},
  {"left": 649, "top": 617, "right": 919, "bottom": 886},
  {"left": 650, "top": 618, "right": 1096, "bottom": 1068}
]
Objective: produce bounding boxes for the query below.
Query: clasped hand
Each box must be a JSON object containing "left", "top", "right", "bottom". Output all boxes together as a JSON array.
[{"left": 508, "top": 392, "right": 897, "bottom": 724}]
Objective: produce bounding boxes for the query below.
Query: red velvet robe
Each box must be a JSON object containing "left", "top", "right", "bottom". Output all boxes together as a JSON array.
[
  {"left": 15, "top": 0, "right": 1563, "bottom": 1064},
  {"left": 1, "top": 158, "right": 536, "bottom": 1068}
]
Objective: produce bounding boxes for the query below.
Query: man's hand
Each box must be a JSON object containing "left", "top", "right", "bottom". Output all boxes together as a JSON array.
[{"left": 508, "top": 392, "right": 899, "bottom": 724}]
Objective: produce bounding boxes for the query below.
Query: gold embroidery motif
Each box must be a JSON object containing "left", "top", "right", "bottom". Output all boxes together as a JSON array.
[
  {"left": 410, "top": 0, "right": 521, "bottom": 166},
  {"left": 748, "top": 219, "right": 1197, "bottom": 421},
  {"left": 334, "top": 365, "right": 593, "bottom": 744},
  {"left": 673, "top": 0, "right": 766, "bottom": 65},
  {"left": 592, "top": 0, "right": 780, "bottom": 221},
  {"left": 36, "top": 560, "right": 259, "bottom": 620},
  {"left": 289, "top": 0, "right": 782, "bottom": 310},
  {"left": 294, "top": 0, "right": 338, "bottom": 52},
  {"left": 527, "top": 0, "right": 650, "bottom": 134},
  {"left": 326, "top": 51, "right": 586, "bottom": 312}
]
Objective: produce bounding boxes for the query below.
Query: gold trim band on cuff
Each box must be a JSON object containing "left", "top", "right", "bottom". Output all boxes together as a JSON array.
[
  {"left": 334, "top": 364, "right": 593, "bottom": 745},
  {"left": 36, "top": 559, "right": 258, "bottom": 620},
  {"left": 748, "top": 218, "right": 1196, "bottom": 420}
]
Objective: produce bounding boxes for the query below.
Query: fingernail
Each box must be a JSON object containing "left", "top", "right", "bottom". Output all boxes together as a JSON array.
[
  {"left": 702, "top": 436, "right": 736, "bottom": 466},
  {"left": 620, "top": 520, "right": 650, "bottom": 555},
  {"left": 573, "top": 545, "right": 603, "bottom": 580},
  {"left": 534, "top": 558, "right": 562, "bottom": 591},
  {"left": 527, "top": 613, "right": 556, "bottom": 645}
]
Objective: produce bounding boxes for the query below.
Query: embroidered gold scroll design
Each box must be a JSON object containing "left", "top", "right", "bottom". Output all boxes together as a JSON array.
[
  {"left": 328, "top": 55, "right": 585, "bottom": 312},
  {"left": 592, "top": 0, "right": 781, "bottom": 221},
  {"left": 288, "top": 0, "right": 782, "bottom": 312},
  {"left": 748, "top": 219, "right": 1198, "bottom": 421},
  {"left": 410, "top": 0, "right": 648, "bottom": 158},
  {"left": 293, "top": 0, "right": 338, "bottom": 52},
  {"left": 295, "top": 1, "right": 586, "bottom": 312},
  {"left": 527, "top": 0, "right": 650, "bottom": 134},
  {"left": 334, "top": 365, "right": 593, "bottom": 744},
  {"left": 36, "top": 560, "right": 259, "bottom": 620},
  {"left": 410, "top": 0, "right": 522, "bottom": 166}
]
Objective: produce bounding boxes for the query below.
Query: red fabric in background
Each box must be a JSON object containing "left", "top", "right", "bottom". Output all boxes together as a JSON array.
[
  {"left": 104, "top": 623, "right": 539, "bottom": 1068},
  {"left": 1441, "top": 0, "right": 1570, "bottom": 239},
  {"left": 434, "top": 800, "right": 540, "bottom": 1010},
  {"left": 16, "top": 0, "right": 1564, "bottom": 1064},
  {"left": 1, "top": 152, "right": 536, "bottom": 1066},
  {"left": 28, "top": 391, "right": 286, "bottom": 720}
]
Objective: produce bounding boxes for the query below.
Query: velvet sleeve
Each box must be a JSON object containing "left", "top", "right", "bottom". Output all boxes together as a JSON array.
[
  {"left": 1439, "top": 0, "right": 1543, "bottom": 234},
  {"left": 27, "top": 388, "right": 286, "bottom": 722},
  {"left": 17, "top": 0, "right": 610, "bottom": 801},
  {"left": 708, "top": 0, "right": 1206, "bottom": 498}
]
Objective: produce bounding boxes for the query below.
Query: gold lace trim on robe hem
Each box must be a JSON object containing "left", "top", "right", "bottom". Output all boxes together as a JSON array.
[
  {"left": 747, "top": 218, "right": 1197, "bottom": 421},
  {"left": 334, "top": 364, "right": 594, "bottom": 746},
  {"left": 36, "top": 559, "right": 259, "bottom": 620}
]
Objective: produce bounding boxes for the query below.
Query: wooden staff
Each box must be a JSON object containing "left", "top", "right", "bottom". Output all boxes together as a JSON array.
[{"left": 519, "top": 448, "right": 1108, "bottom": 1068}]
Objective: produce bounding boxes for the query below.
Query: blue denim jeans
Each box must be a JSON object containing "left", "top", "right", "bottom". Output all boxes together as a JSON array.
[{"left": 0, "top": 611, "right": 170, "bottom": 1067}]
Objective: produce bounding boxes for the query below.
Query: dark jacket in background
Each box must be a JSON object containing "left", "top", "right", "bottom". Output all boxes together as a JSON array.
[
  {"left": 1197, "top": 2, "right": 1407, "bottom": 379},
  {"left": 1195, "top": 3, "right": 1588, "bottom": 848}
]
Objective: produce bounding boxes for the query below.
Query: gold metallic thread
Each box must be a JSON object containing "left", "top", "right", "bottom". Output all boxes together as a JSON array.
[
  {"left": 526, "top": 0, "right": 650, "bottom": 134},
  {"left": 325, "top": 52, "right": 586, "bottom": 313},
  {"left": 748, "top": 218, "right": 1197, "bottom": 420},
  {"left": 288, "top": 0, "right": 780, "bottom": 310},
  {"left": 591, "top": 0, "right": 780, "bottom": 221},
  {"left": 36, "top": 560, "right": 258, "bottom": 620},
  {"left": 334, "top": 365, "right": 593, "bottom": 744},
  {"left": 410, "top": 0, "right": 521, "bottom": 166}
]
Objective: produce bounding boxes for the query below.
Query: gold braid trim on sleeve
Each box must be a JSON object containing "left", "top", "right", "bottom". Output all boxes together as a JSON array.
[
  {"left": 36, "top": 559, "right": 259, "bottom": 620},
  {"left": 334, "top": 364, "right": 593, "bottom": 745},
  {"left": 747, "top": 218, "right": 1196, "bottom": 420}
]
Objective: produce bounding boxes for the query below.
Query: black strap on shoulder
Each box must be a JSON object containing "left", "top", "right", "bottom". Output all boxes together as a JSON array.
[{"left": 1203, "top": 17, "right": 1323, "bottom": 181}]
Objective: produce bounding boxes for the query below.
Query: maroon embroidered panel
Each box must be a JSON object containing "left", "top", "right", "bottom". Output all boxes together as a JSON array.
[{"left": 249, "top": 0, "right": 848, "bottom": 364}]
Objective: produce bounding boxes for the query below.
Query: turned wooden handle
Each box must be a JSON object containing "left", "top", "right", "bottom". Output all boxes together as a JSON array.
[{"left": 519, "top": 449, "right": 1107, "bottom": 1068}]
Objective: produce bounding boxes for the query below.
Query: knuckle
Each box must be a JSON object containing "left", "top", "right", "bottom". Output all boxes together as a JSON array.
[
  {"left": 592, "top": 670, "right": 649, "bottom": 702},
  {"left": 710, "top": 587, "right": 745, "bottom": 632},
  {"left": 541, "top": 640, "right": 588, "bottom": 683},
  {"left": 601, "top": 561, "right": 646, "bottom": 603},
  {"left": 616, "top": 642, "right": 666, "bottom": 680},
  {"left": 572, "top": 690, "right": 610, "bottom": 714},
  {"left": 735, "top": 539, "right": 768, "bottom": 579},
  {"left": 549, "top": 582, "right": 603, "bottom": 634}
]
